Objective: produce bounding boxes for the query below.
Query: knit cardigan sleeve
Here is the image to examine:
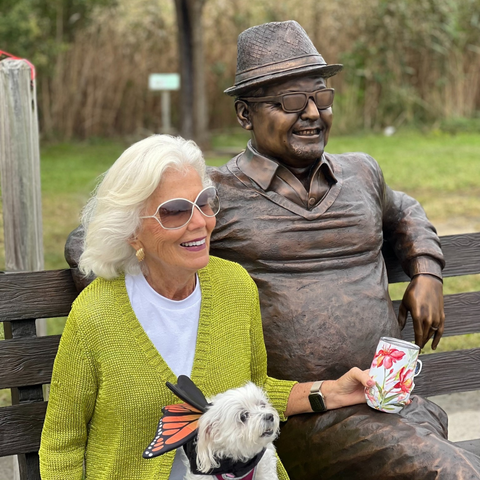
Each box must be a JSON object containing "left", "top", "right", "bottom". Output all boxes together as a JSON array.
[
  {"left": 39, "top": 309, "right": 98, "bottom": 479},
  {"left": 246, "top": 273, "right": 297, "bottom": 422}
]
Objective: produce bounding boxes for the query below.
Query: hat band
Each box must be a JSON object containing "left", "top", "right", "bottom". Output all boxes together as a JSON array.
[{"left": 234, "top": 54, "right": 326, "bottom": 86}]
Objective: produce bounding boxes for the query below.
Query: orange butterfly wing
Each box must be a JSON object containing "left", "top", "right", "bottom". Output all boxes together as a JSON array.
[{"left": 143, "top": 403, "right": 202, "bottom": 458}]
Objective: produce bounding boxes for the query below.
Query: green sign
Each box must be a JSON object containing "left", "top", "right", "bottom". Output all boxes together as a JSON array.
[{"left": 148, "top": 73, "right": 180, "bottom": 91}]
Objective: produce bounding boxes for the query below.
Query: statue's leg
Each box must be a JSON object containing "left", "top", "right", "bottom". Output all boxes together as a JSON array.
[{"left": 276, "top": 396, "right": 480, "bottom": 480}]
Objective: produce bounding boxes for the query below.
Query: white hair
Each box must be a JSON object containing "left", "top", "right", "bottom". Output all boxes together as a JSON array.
[{"left": 78, "top": 134, "right": 210, "bottom": 279}]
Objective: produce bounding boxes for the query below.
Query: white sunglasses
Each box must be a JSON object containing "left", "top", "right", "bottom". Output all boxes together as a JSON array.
[{"left": 140, "top": 186, "right": 220, "bottom": 230}]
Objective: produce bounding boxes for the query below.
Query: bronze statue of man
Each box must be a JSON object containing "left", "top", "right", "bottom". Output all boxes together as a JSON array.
[{"left": 208, "top": 20, "right": 480, "bottom": 479}]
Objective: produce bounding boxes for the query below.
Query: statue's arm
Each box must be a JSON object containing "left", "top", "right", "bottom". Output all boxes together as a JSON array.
[
  {"left": 381, "top": 177, "right": 445, "bottom": 349},
  {"left": 65, "top": 225, "right": 96, "bottom": 292}
]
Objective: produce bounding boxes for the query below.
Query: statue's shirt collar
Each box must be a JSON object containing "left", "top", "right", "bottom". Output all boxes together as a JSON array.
[{"left": 237, "top": 141, "right": 337, "bottom": 209}]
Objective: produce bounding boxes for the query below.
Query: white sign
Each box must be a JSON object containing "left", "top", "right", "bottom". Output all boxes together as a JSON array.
[{"left": 148, "top": 73, "right": 180, "bottom": 91}]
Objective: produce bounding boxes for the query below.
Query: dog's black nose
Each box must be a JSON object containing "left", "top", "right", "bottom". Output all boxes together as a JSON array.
[{"left": 265, "top": 414, "right": 274, "bottom": 422}]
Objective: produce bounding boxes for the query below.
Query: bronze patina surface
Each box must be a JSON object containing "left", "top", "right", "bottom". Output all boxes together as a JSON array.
[{"left": 210, "top": 20, "right": 480, "bottom": 479}]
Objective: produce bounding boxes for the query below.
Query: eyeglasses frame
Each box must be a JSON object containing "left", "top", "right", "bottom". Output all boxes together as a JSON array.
[
  {"left": 139, "top": 185, "right": 220, "bottom": 230},
  {"left": 240, "top": 87, "right": 335, "bottom": 113}
]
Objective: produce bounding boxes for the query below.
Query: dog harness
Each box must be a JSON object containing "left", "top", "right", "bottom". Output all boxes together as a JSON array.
[
  {"left": 215, "top": 469, "right": 256, "bottom": 480},
  {"left": 183, "top": 437, "right": 267, "bottom": 478}
]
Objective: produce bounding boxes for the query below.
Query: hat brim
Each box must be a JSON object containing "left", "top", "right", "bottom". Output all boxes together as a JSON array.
[{"left": 224, "top": 63, "right": 343, "bottom": 97}]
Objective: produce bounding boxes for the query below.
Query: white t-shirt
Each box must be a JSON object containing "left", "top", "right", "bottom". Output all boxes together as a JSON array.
[{"left": 125, "top": 272, "right": 201, "bottom": 480}]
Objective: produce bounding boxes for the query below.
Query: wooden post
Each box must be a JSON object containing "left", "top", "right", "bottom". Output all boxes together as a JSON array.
[
  {"left": 0, "top": 59, "right": 44, "bottom": 273},
  {"left": 0, "top": 58, "right": 45, "bottom": 480}
]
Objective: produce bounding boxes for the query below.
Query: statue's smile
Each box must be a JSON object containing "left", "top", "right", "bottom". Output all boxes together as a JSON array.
[{"left": 293, "top": 128, "right": 321, "bottom": 137}]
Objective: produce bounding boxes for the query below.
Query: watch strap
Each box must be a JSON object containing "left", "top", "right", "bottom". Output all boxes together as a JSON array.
[{"left": 309, "top": 380, "right": 327, "bottom": 412}]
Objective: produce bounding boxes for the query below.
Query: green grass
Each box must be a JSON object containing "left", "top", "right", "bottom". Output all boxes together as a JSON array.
[
  {"left": 0, "top": 129, "right": 479, "bottom": 349},
  {"left": 40, "top": 139, "right": 128, "bottom": 268}
]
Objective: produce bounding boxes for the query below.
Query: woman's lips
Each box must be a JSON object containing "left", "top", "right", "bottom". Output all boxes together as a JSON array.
[{"left": 180, "top": 237, "right": 207, "bottom": 251}]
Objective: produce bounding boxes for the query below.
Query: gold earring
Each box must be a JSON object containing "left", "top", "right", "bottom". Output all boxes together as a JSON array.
[{"left": 136, "top": 248, "right": 145, "bottom": 262}]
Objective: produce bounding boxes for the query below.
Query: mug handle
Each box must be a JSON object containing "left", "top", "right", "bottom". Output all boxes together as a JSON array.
[{"left": 414, "top": 359, "right": 423, "bottom": 377}]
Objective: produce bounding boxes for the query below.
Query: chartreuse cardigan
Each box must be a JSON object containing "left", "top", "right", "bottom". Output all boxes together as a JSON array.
[{"left": 39, "top": 256, "right": 296, "bottom": 479}]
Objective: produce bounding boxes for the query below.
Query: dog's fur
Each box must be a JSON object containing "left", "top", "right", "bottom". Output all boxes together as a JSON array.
[{"left": 183, "top": 382, "right": 280, "bottom": 479}]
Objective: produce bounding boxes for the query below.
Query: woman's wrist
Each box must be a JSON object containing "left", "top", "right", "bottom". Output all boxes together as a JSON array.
[{"left": 320, "top": 380, "right": 337, "bottom": 410}]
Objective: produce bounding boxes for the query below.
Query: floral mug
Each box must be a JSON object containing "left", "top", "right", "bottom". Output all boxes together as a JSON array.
[{"left": 365, "top": 336, "right": 422, "bottom": 413}]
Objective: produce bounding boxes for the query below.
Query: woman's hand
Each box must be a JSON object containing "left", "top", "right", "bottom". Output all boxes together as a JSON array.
[
  {"left": 321, "top": 367, "right": 374, "bottom": 410},
  {"left": 284, "top": 367, "right": 374, "bottom": 416}
]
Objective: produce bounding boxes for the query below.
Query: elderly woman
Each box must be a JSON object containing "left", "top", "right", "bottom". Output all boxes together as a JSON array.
[{"left": 39, "top": 135, "right": 373, "bottom": 480}]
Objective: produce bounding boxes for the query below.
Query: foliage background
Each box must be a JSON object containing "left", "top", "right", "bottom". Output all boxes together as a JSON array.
[{"left": 1, "top": 0, "right": 480, "bottom": 139}]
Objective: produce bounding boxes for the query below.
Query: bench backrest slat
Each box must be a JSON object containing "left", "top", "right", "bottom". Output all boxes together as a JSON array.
[
  {"left": 0, "top": 336, "right": 61, "bottom": 389},
  {"left": 0, "top": 270, "right": 77, "bottom": 322},
  {"left": 0, "top": 402, "right": 47, "bottom": 457},
  {"left": 414, "top": 347, "right": 480, "bottom": 397},
  {"left": 384, "top": 231, "right": 480, "bottom": 283},
  {"left": 396, "top": 291, "right": 480, "bottom": 342}
]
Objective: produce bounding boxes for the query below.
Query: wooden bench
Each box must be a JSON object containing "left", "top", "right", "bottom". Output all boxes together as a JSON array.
[{"left": 1, "top": 232, "right": 479, "bottom": 479}]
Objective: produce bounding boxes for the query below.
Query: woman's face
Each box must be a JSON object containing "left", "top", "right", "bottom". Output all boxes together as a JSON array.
[{"left": 131, "top": 166, "right": 216, "bottom": 284}]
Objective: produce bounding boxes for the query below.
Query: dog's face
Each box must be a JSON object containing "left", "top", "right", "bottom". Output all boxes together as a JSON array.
[{"left": 195, "top": 382, "right": 280, "bottom": 472}]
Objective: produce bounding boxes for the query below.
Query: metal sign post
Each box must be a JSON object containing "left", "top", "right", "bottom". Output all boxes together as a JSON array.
[{"left": 148, "top": 73, "right": 180, "bottom": 133}]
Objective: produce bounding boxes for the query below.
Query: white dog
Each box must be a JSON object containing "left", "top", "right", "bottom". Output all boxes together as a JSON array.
[{"left": 182, "top": 382, "right": 280, "bottom": 480}]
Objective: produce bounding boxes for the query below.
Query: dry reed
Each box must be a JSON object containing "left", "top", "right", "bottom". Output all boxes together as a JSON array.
[{"left": 33, "top": 0, "right": 480, "bottom": 139}]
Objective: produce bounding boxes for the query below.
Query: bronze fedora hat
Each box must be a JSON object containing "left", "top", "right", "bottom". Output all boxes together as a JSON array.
[{"left": 224, "top": 20, "right": 343, "bottom": 97}]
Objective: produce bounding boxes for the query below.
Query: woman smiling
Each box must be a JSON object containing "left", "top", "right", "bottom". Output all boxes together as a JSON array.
[{"left": 39, "top": 135, "right": 373, "bottom": 480}]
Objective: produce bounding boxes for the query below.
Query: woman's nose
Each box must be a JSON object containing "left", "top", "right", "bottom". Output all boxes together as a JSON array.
[{"left": 188, "top": 204, "right": 207, "bottom": 229}]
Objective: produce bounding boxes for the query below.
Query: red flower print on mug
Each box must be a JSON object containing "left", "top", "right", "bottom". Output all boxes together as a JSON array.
[
  {"left": 394, "top": 366, "right": 414, "bottom": 393},
  {"left": 374, "top": 347, "right": 406, "bottom": 369}
]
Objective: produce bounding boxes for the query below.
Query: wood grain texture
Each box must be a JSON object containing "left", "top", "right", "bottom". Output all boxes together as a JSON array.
[
  {"left": 0, "top": 59, "right": 43, "bottom": 273},
  {"left": 17, "top": 452, "right": 41, "bottom": 480},
  {"left": 384, "top": 232, "right": 480, "bottom": 284},
  {"left": 0, "top": 402, "right": 46, "bottom": 456},
  {"left": 441, "top": 232, "right": 480, "bottom": 278},
  {"left": 0, "top": 336, "right": 61, "bottom": 389},
  {"left": 396, "top": 291, "right": 480, "bottom": 342},
  {"left": 0, "top": 270, "right": 77, "bottom": 322},
  {"left": 414, "top": 348, "right": 480, "bottom": 397}
]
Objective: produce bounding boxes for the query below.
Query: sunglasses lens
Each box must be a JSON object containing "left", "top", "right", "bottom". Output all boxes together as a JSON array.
[
  {"left": 157, "top": 187, "right": 220, "bottom": 229},
  {"left": 158, "top": 200, "right": 193, "bottom": 229},
  {"left": 314, "top": 89, "right": 334, "bottom": 109},
  {"left": 197, "top": 187, "right": 220, "bottom": 217},
  {"left": 282, "top": 89, "right": 334, "bottom": 112},
  {"left": 282, "top": 93, "right": 308, "bottom": 112}
]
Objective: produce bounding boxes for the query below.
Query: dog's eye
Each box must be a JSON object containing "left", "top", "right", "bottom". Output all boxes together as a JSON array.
[{"left": 240, "top": 411, "right": 249, "bottom": 423}]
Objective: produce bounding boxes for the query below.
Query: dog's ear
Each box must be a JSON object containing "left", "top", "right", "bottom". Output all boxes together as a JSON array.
[{"left": 196, "top": 422, "right": 218, "bottom": 472}]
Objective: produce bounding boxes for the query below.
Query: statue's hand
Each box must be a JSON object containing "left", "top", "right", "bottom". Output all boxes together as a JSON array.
[{"left": 398, "top": 274, "right": 444, "bottom": 350}]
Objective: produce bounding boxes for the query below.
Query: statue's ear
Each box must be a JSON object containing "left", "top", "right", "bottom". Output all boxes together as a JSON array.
[{"left": 235, "top": 100, "right": 253, "bottom": 131}]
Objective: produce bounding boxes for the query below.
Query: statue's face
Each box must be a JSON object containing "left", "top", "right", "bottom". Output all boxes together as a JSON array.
[{"left": 247, "top": 75, "right": 333, "bottom": 168}]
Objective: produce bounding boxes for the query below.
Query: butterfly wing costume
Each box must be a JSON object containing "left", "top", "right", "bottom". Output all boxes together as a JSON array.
[{"left": 143, "top": 375, "right": 209, "bottom": 458}]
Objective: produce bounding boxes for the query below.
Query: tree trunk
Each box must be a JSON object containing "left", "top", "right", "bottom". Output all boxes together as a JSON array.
[{"left": 174, "top": 0, "right": 210, "bottom": 150}]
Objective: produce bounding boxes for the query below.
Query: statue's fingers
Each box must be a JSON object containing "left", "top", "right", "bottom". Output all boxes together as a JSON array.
[
  {"left": 412, "top": 314, "right": 424, "bottom": 348},
  {"left": 398, "top": 302, "right": 408, "bottom": 330},
  {"left": 431, "top": 313, "right": 445, "bottom": 350}
]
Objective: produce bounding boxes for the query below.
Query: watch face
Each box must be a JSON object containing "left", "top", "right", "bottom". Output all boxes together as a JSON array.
[{"left": 309, "top": 393, "right": 327, "bottom": 412}]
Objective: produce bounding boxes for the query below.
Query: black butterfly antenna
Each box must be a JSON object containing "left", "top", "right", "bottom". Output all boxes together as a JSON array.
[{"left": 166, "top": 375, "right": 210, "bottom": 413}]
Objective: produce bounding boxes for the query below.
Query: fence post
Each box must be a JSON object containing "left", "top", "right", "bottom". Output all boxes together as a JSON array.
[
  {"left": 0, "top": 58, "right": 45, "bottom": 480},
  {"left": 0, "top": 58, "right": 44, "bottom": 273}
]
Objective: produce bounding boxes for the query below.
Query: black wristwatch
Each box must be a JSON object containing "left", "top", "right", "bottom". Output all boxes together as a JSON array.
[{"left": 309, "top": 381, "right": 327, "bottom": 412}]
